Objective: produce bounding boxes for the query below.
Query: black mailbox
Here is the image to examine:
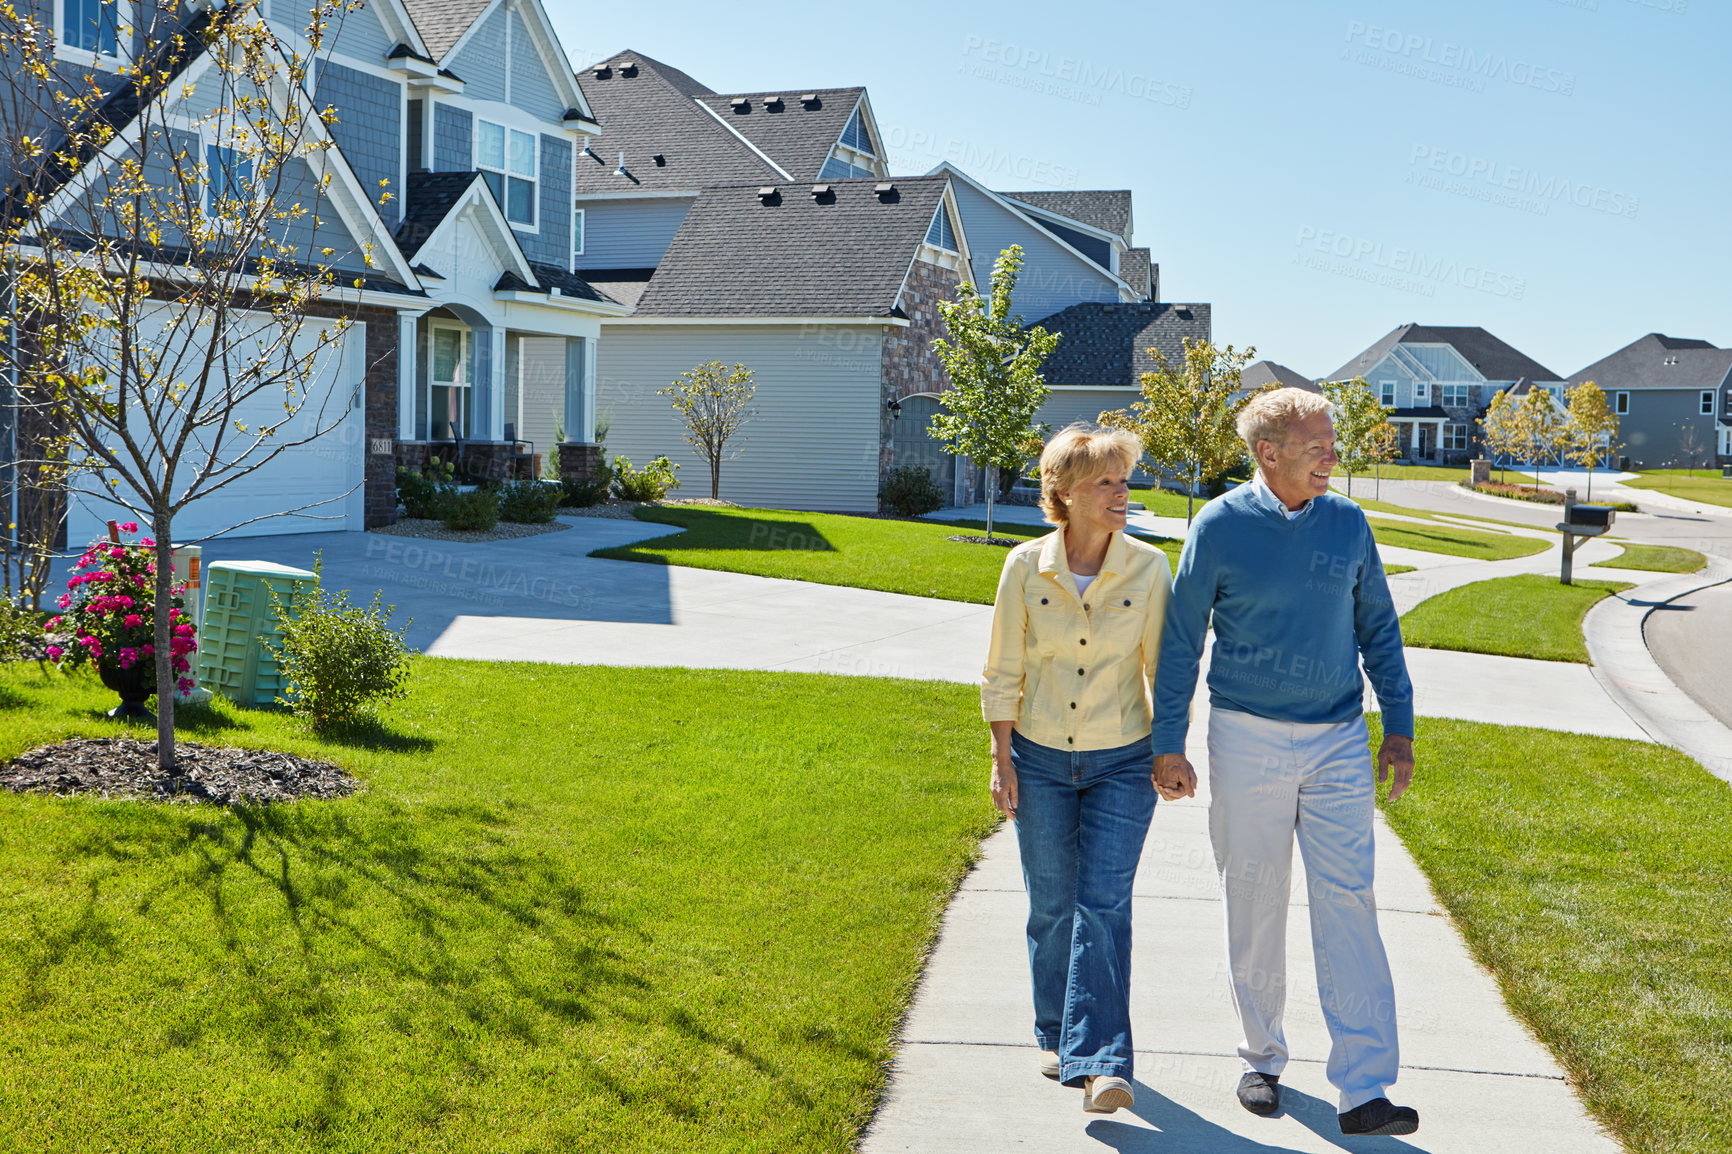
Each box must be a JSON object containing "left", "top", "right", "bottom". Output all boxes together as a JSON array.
[{"left": 1567, "top": 504, "right": 1615, "bottom": 529}]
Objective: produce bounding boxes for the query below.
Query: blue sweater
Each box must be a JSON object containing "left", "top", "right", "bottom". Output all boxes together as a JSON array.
[{"left": 1151, "top": 484, "right": 1414, "bottom": 753}]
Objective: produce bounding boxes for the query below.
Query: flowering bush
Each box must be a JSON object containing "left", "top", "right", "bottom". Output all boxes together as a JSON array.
[{"left": 45, "top": 524, "right": 197, "bottom": 695}]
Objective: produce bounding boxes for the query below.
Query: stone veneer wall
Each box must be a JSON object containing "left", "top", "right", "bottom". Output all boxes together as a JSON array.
[{"left": 879, "top": 257, "right": 976, "bottom": 499}]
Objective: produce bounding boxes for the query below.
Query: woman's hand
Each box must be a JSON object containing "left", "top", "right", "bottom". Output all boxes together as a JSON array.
[
  {"left": 991, "top": 756, "right": 1018, "bottom": 819},
  {"left": 1153, "top": 753, "right": 1197, "bottom": 801}
]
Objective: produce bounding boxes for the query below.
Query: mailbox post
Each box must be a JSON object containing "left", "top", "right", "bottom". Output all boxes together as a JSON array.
[{"left": 1557, "top": 488, "right": 1614, "bottom": 585}]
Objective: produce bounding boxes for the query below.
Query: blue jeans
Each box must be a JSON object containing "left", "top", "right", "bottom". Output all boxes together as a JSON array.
[{"left": 1011, "top": 728, "right": 1157, "bottom": 1084}]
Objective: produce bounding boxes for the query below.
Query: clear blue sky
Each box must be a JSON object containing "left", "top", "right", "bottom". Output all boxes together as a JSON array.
[{"left": 548, "top": 0, "right": 1726, "bottom": 380}]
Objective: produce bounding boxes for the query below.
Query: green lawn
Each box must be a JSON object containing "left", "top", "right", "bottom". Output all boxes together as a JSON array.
[
  {"left": 1621, "top": 469, "right": 1732, "bottom": 509},
  {"left": 1383, "top": 564, "right": 1416, "bottom": 576},
  {"left": 1377, "top": 716, "right": 1732, "bottom": 1154},
  {"left": 1366, "top": 517, "right": 1550, "bottom": 561},
  {"left": 1128, "top": 486, "right": 1221, "bottom": 519},
  {"left": 593, "top": 506, "right": 1181, "bottom": 604},
  {"left": 1336, "top": 464, "right": 1538, "bottom": 484},
  {"left": 1400, "top": 574, "right": 1631, "bottom": 662},
  {"left": 0, "top": 661, "right": 997, "bottom": 1153},
  {"left": 1350, "top": 496, "right": 1548, "bottom": 534},
  {"left": 1591, "top": 542, "right": 1708, "bottom": 574}
]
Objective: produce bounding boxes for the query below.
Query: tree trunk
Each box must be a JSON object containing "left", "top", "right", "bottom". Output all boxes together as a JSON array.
[
  {"left": 984, "top": 464, "right": 996, "bottom": 540},
  {"left": 710, "top": 457, "right": 720, "bottom": 501},
  {"left": 152, "top": 509, "right": 176, "bottom": 773}
]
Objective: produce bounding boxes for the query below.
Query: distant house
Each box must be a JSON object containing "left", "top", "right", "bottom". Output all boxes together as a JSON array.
[
  {"left": 1024, "top": 302, "right": 1212, "bottom": 438},
  {"left": 1240, "top": 361, "right": 1320, "bottom": 394},
  {"left": 1325, "top": 324, "right": 1567, "bottom": 464},
  {"left": 1568, "top": 334, "right": 1732, "bottom": 469}
]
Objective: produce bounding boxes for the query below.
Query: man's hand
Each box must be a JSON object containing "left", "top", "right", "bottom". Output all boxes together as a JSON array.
[
  {"left": 1377, "top": 735, "right": 1415, "bottom": 802},
  {"left": 1153, "top": 753, "right": 1198, "bottom": 801},
  {"left": 990, "top": 757, "right": 1018, "bottom": 819}
]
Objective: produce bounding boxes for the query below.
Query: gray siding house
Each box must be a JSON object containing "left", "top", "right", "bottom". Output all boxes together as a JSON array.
[
  {"left": 1025, "top": 302, "right": 1213, "bottom": 443},
  {"left": 1568, "top": 333, "right": 1732, "bottom": 469},
  {"left": 1325, "top": 324, "right": 1568, "bottom": 464}
]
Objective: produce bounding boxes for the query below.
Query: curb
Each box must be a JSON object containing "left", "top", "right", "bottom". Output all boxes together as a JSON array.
[{"left": 1583, "top": 560, "right": 1732, "bottom": 782}]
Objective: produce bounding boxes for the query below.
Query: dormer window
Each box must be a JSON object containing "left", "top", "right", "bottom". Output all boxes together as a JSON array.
[
  {"left": 477, "top": 119, "right": 536, "bottom": 227},
  {"left": 204, "top": 145, "right": 253, "bottom": 219},
  {"left": 839, "top": 107, "right": 875, "bottom": 156},
  {"left": 63, "top": 0, "right": 120, "bottom": 54},
  {"left": 925, "top": 204, "right": 957, "bottom": 252}
]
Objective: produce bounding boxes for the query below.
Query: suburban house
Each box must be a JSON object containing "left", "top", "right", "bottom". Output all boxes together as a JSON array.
[
  {"left": 7, "top": 0, "right": 633, "bottom": 547},
  {"left": 1027, "top": 302, "right": 1213, "bottom": 443},
  {"left": 1240, "top": 360, "right": 1321, "bottom": 394},
  {"left": 1324, "top": 324, "right": 1568, "bottom": 464},
  {"left": 1568, "top": 334, "right": 1732, "bottom": 469}
]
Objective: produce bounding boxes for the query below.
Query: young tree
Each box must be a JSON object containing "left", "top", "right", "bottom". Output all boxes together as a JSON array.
[
  {"left": 659, "top": 360, "right": 756, "bottom": 499},
  {"left": 1478, "top": 389, "right": 1522, "bottom": 484},
  {"left": 2, "top": 0, "right": 388, "bottom": 770},
  {"left": 1514, "top": 386, "right": 1567, "bottom": 493},
  {"left": 1321, "top": 377, "right": 1392, "bottom": 499},
  {"left": 1562, "top": 380, "right": 1621, "bottom": 501},
  {"left": 1677, "top": 423, "right": 1707, "bottom": 476},
  {"left": 1366, "top": 421, "right": 1400, "bottom": 501},
  {"left": 1099, "top": 338, "right": 1255, "bottom": 524},
  {"left": 929, "top": 244, "right": 1060, "bottom": 540}
]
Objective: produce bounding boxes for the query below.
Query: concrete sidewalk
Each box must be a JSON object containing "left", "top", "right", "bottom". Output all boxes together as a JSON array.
[{"left": 862, "top": 703, "right": 1623, "bottom": 1154}]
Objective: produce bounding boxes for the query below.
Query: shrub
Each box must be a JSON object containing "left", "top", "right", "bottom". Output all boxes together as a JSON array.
[
  {"left": 561, "top": 465, "right": 613, "bottom": 508},
  {"left": 270, "top": 556, "right": 413, "bottom": 731},
  {"left": 1462, "top": 480, "right": 1639, "bottom": 513},
  {"left": 612, "top": 455, "right": 681, "bottom": 503},
  {"left": 442, "top": 488, "right": 500, "bottom": 532},
  {"left": 497, "top": 479, "right": 562, "bottom": 523},
  {"left": 397, "top": 457, "right": 455, "bottom": 519},
  {"left": 0, "top": 595, "right": 43, "bottom": 662},
  {"left": 881, "top": 465, "right": 944, "bottom": 516}
]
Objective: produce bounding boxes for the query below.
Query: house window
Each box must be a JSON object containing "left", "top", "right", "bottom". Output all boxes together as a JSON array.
[
  {"left": 1702, "top": 390, "right": 1715, "bottom": 415},
  {"left": 818, "top": 155, "right": 875, "bottom": 180},
  {"left": 1413, "top": 380, "right": 1429, "bottom": 404},
  {"left": 1720, "top": 424, "right": 1732, "bottom": 458},
  {"left": 839, "top": 107, "right": 875, "bottom": 155},
  {"left": 925, "top": 205, "right": 956, "bottom": 251},
  {"left": 1614, "top": 390, "right": 1629, "bottom": 414},
  {"left": 1442, "top": 423, "right": 1468, "bottom": 452},
  {"left": 428, "top": 323, "right": 471, "bottom": 440},
  {"left": 62, "top": 0, "right": 120, "bottom": 56},
  {"left": 204, "top": 145, "right": 253, "bottom": 218},
  {"left": 572, "top": 207, "right": 584, "bottom": 263},
  {"left": 477, "top": 120, "right": 536, "bottom": 227},
  {"left": 1439, "top": 383, "right": 1469, "bottom": 407},
  {"left": 1379, "top": 380, "right": 1396, "bottom": 407}
]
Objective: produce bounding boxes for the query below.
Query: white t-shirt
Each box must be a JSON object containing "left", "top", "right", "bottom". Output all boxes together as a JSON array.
[{"left": 1073, "top": 572, "right": 1098, "bottom": 599}]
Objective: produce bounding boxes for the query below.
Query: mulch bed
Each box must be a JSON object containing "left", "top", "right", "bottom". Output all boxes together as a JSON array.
[
  {"left": 947, "top": 535, "right": 1024, "bottom": 547},
  {"left": 0, "top": 737, "right": 360, "bottom": 806}
]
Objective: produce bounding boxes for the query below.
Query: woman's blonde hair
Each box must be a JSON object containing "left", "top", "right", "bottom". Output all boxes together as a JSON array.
[
  {"left": 1236, "top": 386, "right": 1334, "bottom": 458},
  {"left": 1038, "top": 422, "right": 1142, "bottom": 525}
]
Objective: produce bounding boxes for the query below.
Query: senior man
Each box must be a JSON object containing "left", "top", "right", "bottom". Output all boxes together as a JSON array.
[{"left": 1151, "top": 387, "right": 1418, "bottom": 1137}]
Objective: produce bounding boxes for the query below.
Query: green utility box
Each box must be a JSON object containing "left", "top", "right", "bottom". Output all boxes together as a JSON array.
[{"left": 195, "top": 561, "right": 317, "bottom": 707}]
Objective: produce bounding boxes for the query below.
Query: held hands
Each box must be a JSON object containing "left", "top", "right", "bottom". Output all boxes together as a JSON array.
[
  {"left": 1153, "top": 753, "right": 1197, "bottom": 801},
  {"left": 1378, "top": 735, "right": 1415, "bottom": 801}
]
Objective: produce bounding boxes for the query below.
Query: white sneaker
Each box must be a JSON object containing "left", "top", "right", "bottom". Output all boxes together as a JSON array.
[
  {"left": 1037, "top": 1050, "right": 1061, "bottom": 1079},
  {"left": 1083, "top": 1075, "right": 1133, "bottom": 1113}
]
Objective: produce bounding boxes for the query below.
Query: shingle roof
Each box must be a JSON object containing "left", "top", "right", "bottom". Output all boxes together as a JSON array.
[
  {"left": 573, "top": 51, "right": 784, "bottom": 195},
  {"left": 1119, "top": 247, "right": 1152, "bottom": 300},
  {"left": 692, "top": 89, "right": 867, "bottom": 181},
  {"left": 1325, "top": 324, "right": 1563, "bottom": 384},
  {"left": 1000, "top": 190, "right": 1133, "bottom": 244},
  {"left": 1241, "top": 360, "right": 1320, "bottom": 393},
  {"left": 1030, "top": 302, "right": 1212, "bottom": 389},
  {"left": 1568, "top": 333, "right": 1732, "bottom": 391},
  {"left": 401, "top": 0, "right": 493, "bottom": 61},
  {"left": 395, "top": 170, "right": 483, "bottom": 255},
  {"left": 527, "top": 262, "right": 618, "bottom": 305},
  {"left": 576, "top": 268, "right": 656, "bottom": 309},
  {"left": 632, "top": 177, "right": 950, "bottom": 317}
]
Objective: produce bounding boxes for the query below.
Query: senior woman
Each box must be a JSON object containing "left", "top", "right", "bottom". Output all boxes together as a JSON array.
[{"left": 980, "top": 422, "right": 1181, "bottom": 1114}]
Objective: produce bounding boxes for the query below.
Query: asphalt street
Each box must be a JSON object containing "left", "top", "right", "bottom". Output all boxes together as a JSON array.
[{"left": 1645, "top": 577, "right": 1732, "bottom": 732}]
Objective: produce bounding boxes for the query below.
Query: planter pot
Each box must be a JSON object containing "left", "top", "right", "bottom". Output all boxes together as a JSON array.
[{"left": 97, "top": 660, "right": 157, "bottom": 724}]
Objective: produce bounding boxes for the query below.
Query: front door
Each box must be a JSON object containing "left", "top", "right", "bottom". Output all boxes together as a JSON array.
[{"left": 430, "top": 323, "right": 470, "bottom": 441}]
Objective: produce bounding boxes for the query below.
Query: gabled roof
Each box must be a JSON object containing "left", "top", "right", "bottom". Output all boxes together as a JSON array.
[
  {"left": 574, "top": 51, "right": 782, "bottom": 196},
  {"left": 693, "top": 88, "right": 869, "bottom": 181},
  {"left": 1000, "top": 190, "right": 1133, "bottom": 245},
  {"left": 1326, "top": 324, "right": 1563, "bottom": 385},
  {"left": 1031, "top": 302, "right": 1212, "bottom": 389},
  {"left": 1120, "top": 247, "right": 1152, "bottom": 300},
  {"left": 401, "top": 0, "right": 492, "bottom": 61},
  {"left": 1569, "top": 333, "right": 1732, "bottom": 391},
  {"left": 393, "top": 169, "right": 534, "bottom": 285},
  {"left": 631, "top": 176, "right": 951, "bottom": 318},
  {"left": 1241, "top": 360, "right": 1320, "bottom": 393}
]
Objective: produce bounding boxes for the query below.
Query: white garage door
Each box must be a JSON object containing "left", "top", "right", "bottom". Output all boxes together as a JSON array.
[{"left": 65, "top": 312, "right": 365, "bottom": 548}]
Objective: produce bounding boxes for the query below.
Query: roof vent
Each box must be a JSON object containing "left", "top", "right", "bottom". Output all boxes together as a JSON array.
[
  {"left": 874, "top": 181, "right": 897, "bottom": 202},
  {"left": 614, "top": 152, "right": 627, "bottom": 176},
  {"left": 620, "top": 62, "right": 638, "bottom": 77},
  {"left": 810, "top": 183, "right": 833, "bottom": 201},
  {"left": 593, "top": 64, "right": 611, "bottom": 79},
  {"left": 730, "top": 97, "right": 750, "bottom": 113},
  {"left": 800, "top": 93, "right": 819, "bottom": 108},
  {"left": 652, "top": 153, "right": 665, "bottom": 166},
  {"left": 757, "top": 186, "right": 780, "bottom": 205},
  {"left": 764, "top": 95, "right": 784, "bottom": 112}
]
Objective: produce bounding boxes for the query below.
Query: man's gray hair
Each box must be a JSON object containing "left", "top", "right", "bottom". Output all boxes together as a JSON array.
[{"left": 1237, "top": 387, "right": 1334, "bottom": 456}]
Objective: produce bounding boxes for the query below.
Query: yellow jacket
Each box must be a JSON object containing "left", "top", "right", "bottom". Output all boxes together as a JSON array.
[{"left": 981, "top": 527, "right": 1172, "bottom": 751}]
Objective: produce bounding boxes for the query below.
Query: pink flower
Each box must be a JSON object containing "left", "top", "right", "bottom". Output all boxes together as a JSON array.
[
  {"left": 172, "top": 657, "right": 189, "bottom": 674},
  {"left": 124, "top": 614, "right": 143, "bottom": 628},
  {"left": 117, "top": 647, "right": 138, "bottom": 669},
  {"left": 45, "top": 646, "right": 63, "bottom": 662},
  {"left": 140, "top": 537, "right": 155, "bottom": 548},
  {"left": 176, "top": 677, "right": 193, "bottom": 694},
  {"left": 141, "top": 644, "right": 154, "bottom": 657},
  {"left": 109, "top": 546, "right": 126, "bottom": 560},
  {"left": 120, "top": 522, "right": 138, "bottom": 533},
  {"left": 44, "top": 617, "right": 60, "bottom": 630},
  {"left": 57, "top": 593, "right": 71, "bottom": 609}
]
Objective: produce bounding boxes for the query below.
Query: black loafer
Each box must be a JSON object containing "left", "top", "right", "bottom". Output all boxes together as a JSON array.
[
  {"left": 1339, "top": 1097, "right": 1419, "bottom": 1136},
  {"left": 1236, "top": 1071, "right": 1280, "bottom": 1116}
]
